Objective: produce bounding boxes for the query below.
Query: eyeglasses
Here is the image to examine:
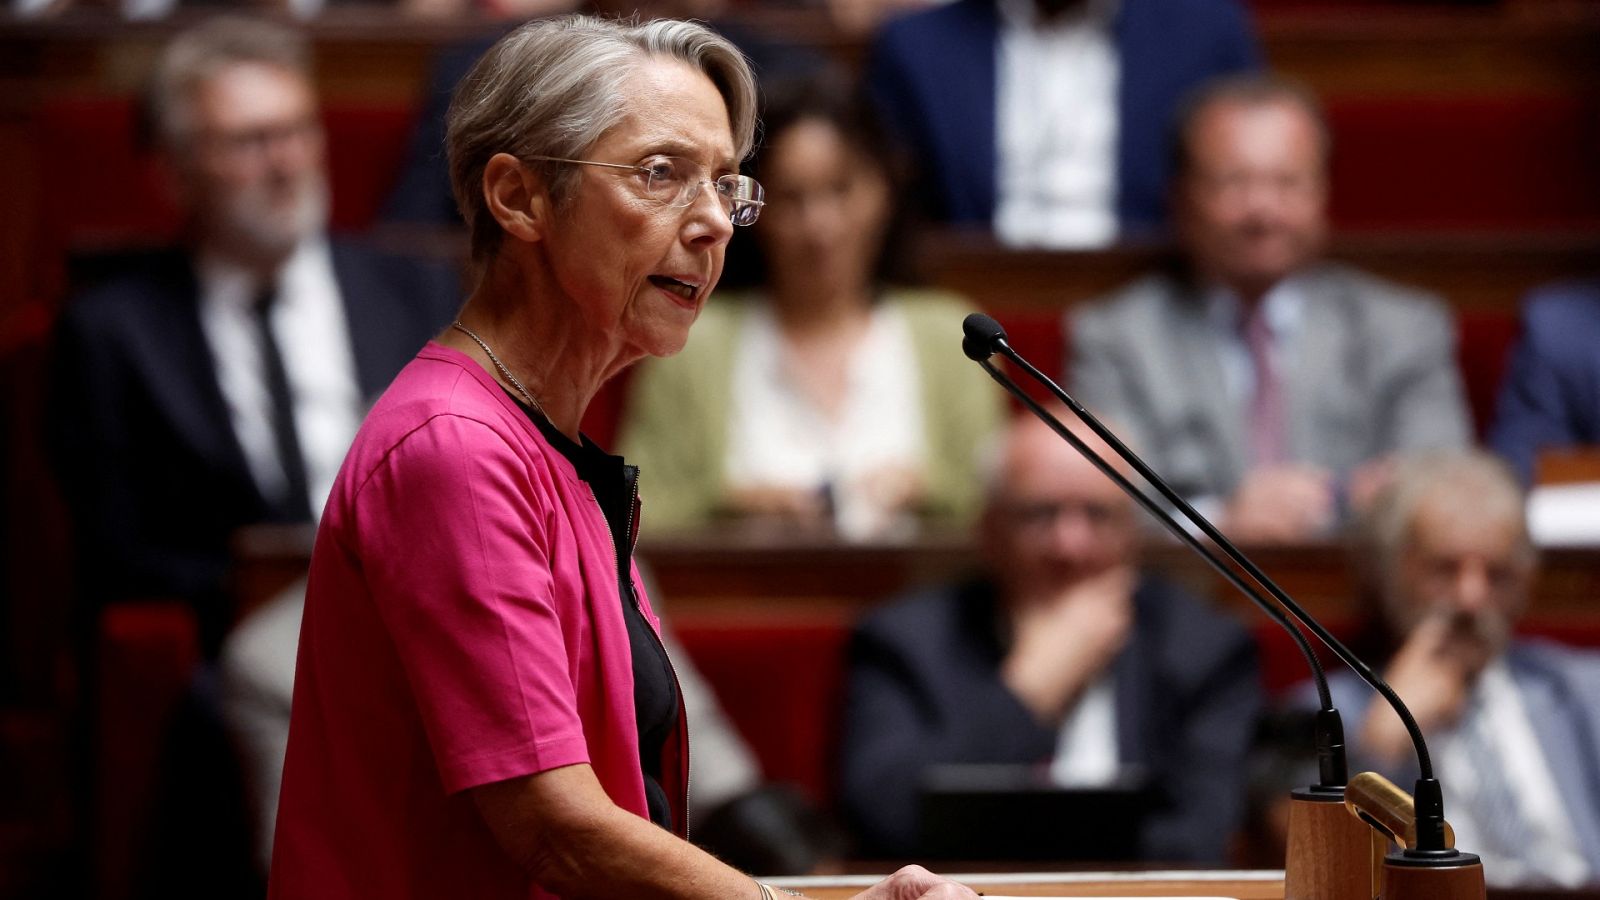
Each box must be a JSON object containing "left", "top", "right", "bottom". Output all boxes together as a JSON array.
[
  {"left": 199, "top": 118, "right": 321, "bottom": 162},
  {"left": 526, "top": 155, "right": 764, "bottom": 226},
  {"left": 1003, "top": 499, "right": 1125, "bottom": 536}
]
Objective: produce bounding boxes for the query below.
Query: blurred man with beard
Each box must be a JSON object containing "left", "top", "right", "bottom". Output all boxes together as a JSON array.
[
  {"left": 1070, "top": 75, "right": 1470, "bottom": 543},
  {"left": 1306, "top": 451, "right": 1600, "bottom": 887},
  {"left": 48, "top": 17, "right": 457, "bottom": 894},
  {"left": 50, "top": 17, "right": 457, "bottom": 654}
]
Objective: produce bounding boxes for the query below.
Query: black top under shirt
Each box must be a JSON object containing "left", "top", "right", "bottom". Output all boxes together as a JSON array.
[{"left": 511, "top": 394, "right": 680, "bottom": 830}]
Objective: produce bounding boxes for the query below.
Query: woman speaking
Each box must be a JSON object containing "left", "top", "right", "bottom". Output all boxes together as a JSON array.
[{"left": 267, "top": 16, "right": 974, "bottom": 900}]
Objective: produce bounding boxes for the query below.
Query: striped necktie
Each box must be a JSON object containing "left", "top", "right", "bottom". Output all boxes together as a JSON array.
[{"left": 1456, "top": 692, "right": 1536, "bottom": 860}]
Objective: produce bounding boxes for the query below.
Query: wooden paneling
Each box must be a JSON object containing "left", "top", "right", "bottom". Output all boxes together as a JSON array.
[
  {"left": 632, "top": 531, "right": 1600, "bottom": 628},
  {"left": 915, "top": 231, "right": 1600, "bottom": 312},
  {"left": 232, "top": 522, "right": 1600, "bottom": 626},
  {"left": 1262, "top": 8, "right": 1600, "bottom": 96}
]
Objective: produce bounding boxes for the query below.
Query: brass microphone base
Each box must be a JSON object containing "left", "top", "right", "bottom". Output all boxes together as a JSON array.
[{"left": 1284, "top": 787, "right": 1370, "bottom": 900}]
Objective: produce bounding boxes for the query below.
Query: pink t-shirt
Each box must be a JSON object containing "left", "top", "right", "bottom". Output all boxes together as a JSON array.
[{"left": 269, "top": 343, "right": 686, "bottom": 899}]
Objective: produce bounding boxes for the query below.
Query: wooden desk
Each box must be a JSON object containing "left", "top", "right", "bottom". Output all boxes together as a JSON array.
[
  {"left": 767, "top": 870, "right": 1285, "bottom": 899},
  {"left": 913, "top": 231, "right": 1600, "bottom": 314},
  {"left": 229, "top": 524, "right": 1600, "bottom": 628},
  {"left": 767, "top": 871, "right": 1600, "bottom": 900},
  {"left": 639, "top": 529, "right": 1600, "bottom": 627}
]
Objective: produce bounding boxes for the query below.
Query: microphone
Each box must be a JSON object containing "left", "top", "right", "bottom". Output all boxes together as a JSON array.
[
  {"left": 961, "top": 313, "right": 1482, "bottom": 898},
  {"left": 961, "top": 316, "right": 1347, "bottom": 785},
  {"left": 961, "top": 313, "right": 1009, "bottom": 362}
]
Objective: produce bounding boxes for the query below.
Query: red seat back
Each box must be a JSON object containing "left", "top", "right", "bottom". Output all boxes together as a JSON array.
[
  {"left": 1455, "top": 308, "right": 1521, "bottom": 439},
  {"left": 990, "top": 309, "right": 1068, "bottom": 405},
  {"left": 1326, "top": 94, "right": 1600, "bottom": 231},
  {"left": 35, "top": 95, "right": 419, "bottom": 249},
  {"left": 95, "top": 603, "right": 200, "bottom": 900},
  {"left": 673, "top": 615, "right": 851, "bottom": 804}
]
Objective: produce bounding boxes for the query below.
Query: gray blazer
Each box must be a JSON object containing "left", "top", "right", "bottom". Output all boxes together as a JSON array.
[
  {"left": 1069, "top": 263, "right": 1472, "bottom": 502},
  {"left": 1316, "top": 640, "right": 1600, "bottom": 881}
]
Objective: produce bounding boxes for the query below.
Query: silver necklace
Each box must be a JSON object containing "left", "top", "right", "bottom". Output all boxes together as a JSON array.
[{"left": 451, "top": 321, "right": 544, "bottom": 414}]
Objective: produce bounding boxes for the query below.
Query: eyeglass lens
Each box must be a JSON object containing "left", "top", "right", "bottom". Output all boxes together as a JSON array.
[{"left": 643, "top": 158, "right": 763, "bottom": 225}]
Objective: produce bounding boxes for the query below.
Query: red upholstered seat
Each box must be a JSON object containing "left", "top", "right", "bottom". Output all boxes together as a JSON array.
[
  {"left": 673, "top": 616, "right": 852, "bottom": 804},
  {"left": 1326, "top": 94, "right": 1600, "bottom": 231},
  {"left": 36, "top": 95, "right": 419, "bottom": 248},
  {"left": 1455, "top": 308, "right": 1520, "bottom": 439},
  {"left": 990, "top": 309, "right": 1069, "bottom": 404},
  {"left": 94, "top": 602, "right": 200, "bottom": 900},
  {"left": 320, "top": 103, "right": 422, "bottom": 232}
]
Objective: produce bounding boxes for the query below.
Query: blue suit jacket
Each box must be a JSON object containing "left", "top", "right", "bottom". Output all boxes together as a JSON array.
[
  {"left": 48, "top": 240, "right": 459, "bottom": 652},
  {"left": 838, "top": 574, "right": 1262, "bottom": 861},
  {"left": 865, "top": 0, "right": 1261, "bottom": 233},
  {"left": 1489, "top": 280, "right": 1600, "bottom": 483},
  {"left": 1314, "top": 640, "right": 1600, "bottom": 878}
]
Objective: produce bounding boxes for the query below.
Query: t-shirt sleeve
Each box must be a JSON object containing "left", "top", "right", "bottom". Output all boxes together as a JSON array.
[{"left": 351, "top": 412, "right": 589, "bottom": 795}]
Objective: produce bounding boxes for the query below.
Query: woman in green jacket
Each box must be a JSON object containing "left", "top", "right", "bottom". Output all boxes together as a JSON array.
[{"left": 619, "top": 74, "right": 1003, "bottom": 538}]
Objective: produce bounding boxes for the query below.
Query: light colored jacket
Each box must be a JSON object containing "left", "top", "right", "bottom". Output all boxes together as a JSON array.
[{"left": 618, "top": 290, "right": 1004, "bottom": 531}]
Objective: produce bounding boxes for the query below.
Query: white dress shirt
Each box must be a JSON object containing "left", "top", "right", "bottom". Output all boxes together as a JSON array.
[
  {"left": 994, "top": 0, "right": 1121, "bottom": 249},
  {"left": 1049, "top": 674, "right": 1120, "bottom": 787},
  {"left": 196, "top": 238, "right": 364, "bottom": 519},
  {"left": 1167, "top": 279, "right": 1309, "bottom": 520},
  {"left": 1436, "top": 660, "right": 1591, "bottom": 888},
  {"left": 1201, "top": 277, "right": 1309, "bottom": 413},
  {"left": 724, "top": 301, "right": 927, "bottom": 540}
]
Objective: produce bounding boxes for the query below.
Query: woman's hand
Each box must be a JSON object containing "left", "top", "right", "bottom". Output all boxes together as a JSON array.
[{"left": 847, "top": 865, "right": 980, "bottom": 899}]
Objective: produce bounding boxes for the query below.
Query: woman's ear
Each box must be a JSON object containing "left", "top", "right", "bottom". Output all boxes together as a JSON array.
[{"left": 482, "top": 152, "right": 551, "bottom": 244}]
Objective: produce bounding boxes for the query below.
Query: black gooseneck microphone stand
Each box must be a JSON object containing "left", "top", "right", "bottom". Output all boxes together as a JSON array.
[{"left": 961, "top": 313, "right": 1485, "bottom": 899}]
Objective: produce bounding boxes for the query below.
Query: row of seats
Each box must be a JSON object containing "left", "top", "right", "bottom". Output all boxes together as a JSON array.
[
  {"left": 21, "top": 91, "right": 1600, "bottom": 292},
  {"left": 94, "top": 576, "right": 1600, "bottom": 855}
]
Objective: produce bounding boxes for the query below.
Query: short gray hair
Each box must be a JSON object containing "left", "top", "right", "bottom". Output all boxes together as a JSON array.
[
  {"left": 1359, "top": 450, "right": 1536, "bottom": 615},
  {"left": 447, "top": 15, "right": 758, "bottom": 262},
  {"left": 147, "top": 16, "right": 313, "bottom": 151}
]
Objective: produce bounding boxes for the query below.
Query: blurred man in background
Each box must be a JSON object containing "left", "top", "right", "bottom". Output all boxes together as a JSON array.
[
  {"left": 839, "top": 410, "right": 1260, "bottom": 862},
  {"left": 1309, "top": 451, "right": 1600, "bottom": 888},
  {"left": 1071, "top": 75, "right": 1470, "bottom": 543},
  {"left": 48, "top": 18, "right": 458, "bottom": 894},
  {"left": 865, "top": 0, "right": 1260, "bottom": 247},
  {"left": 50, "top": 16, "right": 458, "bottom": 654},
  {"left": 1490, "top": 279, "right": 1600, "bottom": 484}
]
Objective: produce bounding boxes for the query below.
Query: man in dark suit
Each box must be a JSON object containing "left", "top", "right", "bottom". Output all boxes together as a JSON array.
[
  {"left": 864, "top": 0, "right": 1260, "bottom": 246},
  {"left": 838, "top": 409, "right": 1261, "bottom": 862},
  {"left": 49, "top": 17, "right": 458, "bottom": 653},
  {"left": 1490, "top": 280, "right": 1600, "bottom": 484}
]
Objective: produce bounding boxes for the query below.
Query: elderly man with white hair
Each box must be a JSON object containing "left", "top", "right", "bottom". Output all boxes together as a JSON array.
[{"left": 1306, "top": 451, "right": 1600, "bottom": 887}]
